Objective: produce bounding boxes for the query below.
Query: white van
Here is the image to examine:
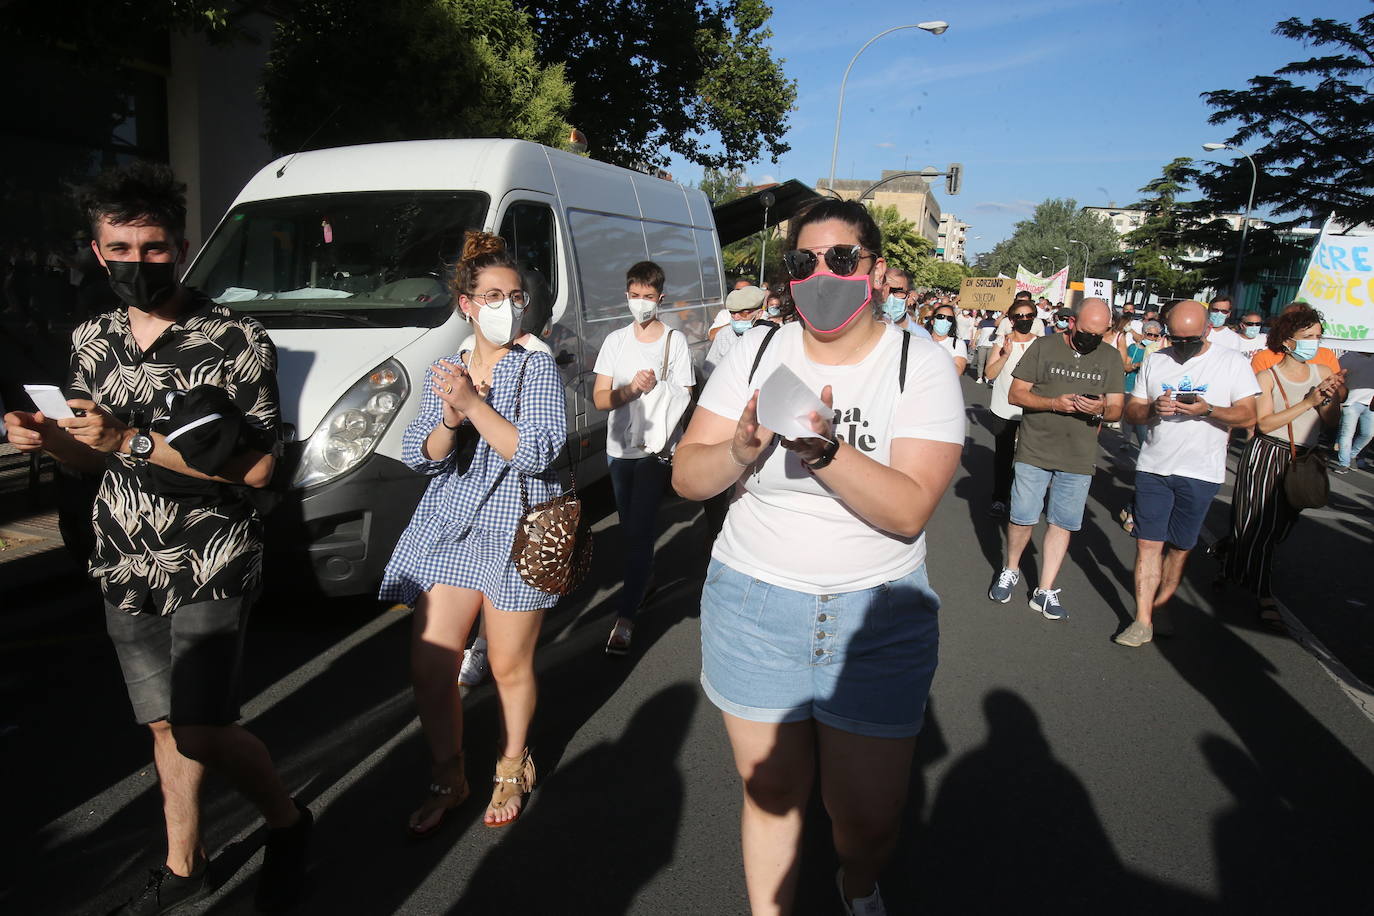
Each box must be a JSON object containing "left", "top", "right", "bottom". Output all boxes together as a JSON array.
[{"left": 182, "top": 139, "right": 726, "bottom": 596}]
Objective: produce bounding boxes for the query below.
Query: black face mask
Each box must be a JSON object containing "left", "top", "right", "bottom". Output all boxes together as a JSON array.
[
  {"left": 106, "top": 260, "right": 178, "bottom": 312},
  {"left": 1012, "top": 317, "right": 1035, "bottom": 334},
  {"left": 1170, "top": 339, "right": 1205, "bottom": 363},
  {"left": 1070, "top": 329, "right": 1102, "bottom": 355}
]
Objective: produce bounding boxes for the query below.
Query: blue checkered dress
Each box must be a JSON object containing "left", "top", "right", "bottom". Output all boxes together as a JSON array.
[{"left": 379, "top": 346, "right": 566, "bottom": 611}]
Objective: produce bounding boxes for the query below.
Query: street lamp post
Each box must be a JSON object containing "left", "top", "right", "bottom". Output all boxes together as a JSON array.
[
  {"left": 1068, "top": 239, "right": 1090, "bottom": 281},
  {"left": 828, "top": 22, "right": 949, "bottom": 191},
  {"left": 1203, "top": 142, "right": 1259, "bottom": 298},
  {"left": 758, "top": 191, "right": 776, "bottom": 287}
]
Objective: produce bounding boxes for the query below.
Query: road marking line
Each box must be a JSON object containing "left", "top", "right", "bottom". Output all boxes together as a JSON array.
[{"left": 36, "top": 607, "right": 409, "bottom": 848}]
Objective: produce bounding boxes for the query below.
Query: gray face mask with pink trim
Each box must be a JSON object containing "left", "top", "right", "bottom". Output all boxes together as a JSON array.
[{"left": 788, "top": 273, "right": 872, "bottom": 333}]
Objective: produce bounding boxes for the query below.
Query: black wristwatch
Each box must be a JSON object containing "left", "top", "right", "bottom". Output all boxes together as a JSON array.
[
  {"left": 804, "top": 438, "right": 841, "bottom": 471},
  {"left": 128, "top": 428, "right": 154, "bottom": 460}
]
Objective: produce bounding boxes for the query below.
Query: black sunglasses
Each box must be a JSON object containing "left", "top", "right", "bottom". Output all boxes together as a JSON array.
[
  {"left": 1242, "top": 320, "right": 1263, "bottom": 327},
  {"left": 1167, "top": 334, "right": 1204, "bottom": 344},
  {"left": 783, "top": 245, "right": 873, "bottom": 280},
  {"left": 1009, "top": 312, "right": 1036, "bottom": 320}
]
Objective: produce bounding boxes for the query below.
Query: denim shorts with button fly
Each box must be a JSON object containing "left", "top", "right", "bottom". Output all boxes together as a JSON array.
[{"left": 700, "top": 559, "right": 940, "bottom": 739}]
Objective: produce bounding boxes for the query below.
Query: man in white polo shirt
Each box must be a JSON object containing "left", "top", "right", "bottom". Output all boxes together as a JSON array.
[
  {"left": 1114, "top": 300, "right": 1260, "bottom": 647},
  {"left": 1204, "top": 296, "right": 1246, "bottom": 351}
]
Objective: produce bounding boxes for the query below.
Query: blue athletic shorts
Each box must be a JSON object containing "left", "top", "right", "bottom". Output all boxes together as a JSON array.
[
  {"left": 1132, "top": 471, "right": 1221, "bottom": 549},
  {"left": 1009, "top": 461, "right": 1093, "bottom": 532},
  {"left": 699, "top": 559, "right": 940, "bottom": 739}
]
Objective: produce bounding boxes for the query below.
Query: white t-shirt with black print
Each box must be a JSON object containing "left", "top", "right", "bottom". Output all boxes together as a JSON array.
[{"left": 697, "top": 322, "right": 966, "bottom": 593}]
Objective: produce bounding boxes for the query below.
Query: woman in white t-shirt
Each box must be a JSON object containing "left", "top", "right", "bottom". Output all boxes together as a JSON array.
[
  {"left": 984, "top": 301, "right": 1041, "bottom": 518},
  {"left": 672, "top": 200, "right": 964, "bottom": 916},
  {"left": 926, "top": 302, "right": 969, "bottom": 376},
  {"left": 592, "top": 261, "right": 695, "bottom": 654}
]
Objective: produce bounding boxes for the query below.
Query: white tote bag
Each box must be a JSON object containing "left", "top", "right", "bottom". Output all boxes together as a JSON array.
[{"left": 639, "top": 329, "right": 692, "bottom": 458}]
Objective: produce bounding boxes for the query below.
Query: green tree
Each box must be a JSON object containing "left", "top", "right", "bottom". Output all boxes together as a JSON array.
[
  {"left": 981, "top": 199, "right": 1122, "bottom": 280},
  {"left": 698, "top": 168, "right": 749, "bottom": 206},
  {"left": 525, "top": 0, "right": 797, "bottom": 170},
  {"left": 869, "top": 204, "right": 933, "bottom": 280},
  {"left": 1197, "top": 9, "right": 1374, "bottom": 229},
  {"left": 1121, "top": 159, "right": 1206, "bottom": 297},
  {"left": 261, "top": 0, "right": 572, "bottom": 153}
]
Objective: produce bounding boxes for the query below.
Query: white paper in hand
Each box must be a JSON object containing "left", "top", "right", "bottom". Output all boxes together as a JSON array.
[
  {"left": 24, "top": 385, "right": 75, "bottom": 420},
  {"left": 756, "top": 364, "right": 828, "bottom": 440}
]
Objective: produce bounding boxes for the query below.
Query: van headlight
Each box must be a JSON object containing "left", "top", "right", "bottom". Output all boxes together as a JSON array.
[{"left": 293, "top": 359, "right": 410, "bottom": 488}]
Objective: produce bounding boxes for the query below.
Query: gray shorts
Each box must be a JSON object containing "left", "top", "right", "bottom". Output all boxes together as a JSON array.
[{"left": 104, "top": 592, "right": 258, "bottom": 726}]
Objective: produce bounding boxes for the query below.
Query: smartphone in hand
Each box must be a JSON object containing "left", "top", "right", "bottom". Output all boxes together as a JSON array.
[{"left": 1175, "top": 393, "right": 1198, "bottom": 405}]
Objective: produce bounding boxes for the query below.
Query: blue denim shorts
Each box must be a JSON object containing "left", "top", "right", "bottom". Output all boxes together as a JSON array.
[
  {"left": 1133, "top": 471, "right": 1222, "bottom": 549},
  {"left": 1010, "top": 461, "right": 1093, "bottom": 532},
  {"left": 699, "top": 559, "right": 940, "bottom": 739}
]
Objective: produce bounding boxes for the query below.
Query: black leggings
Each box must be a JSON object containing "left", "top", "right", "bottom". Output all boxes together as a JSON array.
[{"left": 988, "top": 414, "right": 1020, "bottom": 503}]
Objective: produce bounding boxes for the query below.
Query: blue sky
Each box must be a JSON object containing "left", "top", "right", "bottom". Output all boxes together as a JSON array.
[{"left": 662, "top": 0, "right": 1370, "bottom": 260}]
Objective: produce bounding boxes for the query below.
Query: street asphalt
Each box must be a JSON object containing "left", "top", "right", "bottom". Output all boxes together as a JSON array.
[{"left": 3, "top": 374, "right": 1373, "bottom": 915}]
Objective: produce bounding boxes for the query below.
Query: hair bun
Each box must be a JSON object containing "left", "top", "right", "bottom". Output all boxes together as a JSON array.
[{"left": 461, "top": 231, "right": 507, "bottom": 264}]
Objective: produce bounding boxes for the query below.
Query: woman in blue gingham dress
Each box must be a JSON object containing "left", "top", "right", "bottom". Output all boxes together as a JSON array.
[{"left": 379, "top": 232, "right": 565, "bottom": 835}]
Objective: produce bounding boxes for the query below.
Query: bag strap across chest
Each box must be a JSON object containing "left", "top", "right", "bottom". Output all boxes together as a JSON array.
[{"left": 747, "top": 324, "right": 912, "bottom": 393}]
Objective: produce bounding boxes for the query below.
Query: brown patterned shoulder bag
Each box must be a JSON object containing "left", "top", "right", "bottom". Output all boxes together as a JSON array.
[{"left": 508, "top": 354, "right": 593, "bottom": 595}]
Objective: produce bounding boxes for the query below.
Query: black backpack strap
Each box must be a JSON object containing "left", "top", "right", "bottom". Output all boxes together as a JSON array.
[
  {"left": 898, "top": 330, "right": 912, "bottom": 394},
  {"left": 747, "top": 324, "right": 782, "bottom": 386}
]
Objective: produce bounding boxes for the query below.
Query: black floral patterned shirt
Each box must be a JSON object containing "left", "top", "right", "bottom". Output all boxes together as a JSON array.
[{"left": 67, "top": 291, "right": 281, "bottom": 614}]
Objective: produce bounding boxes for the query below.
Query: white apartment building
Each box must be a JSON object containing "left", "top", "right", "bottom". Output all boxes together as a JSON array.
[{"left": 936, "top": 213, "right": 969, "bottom": 263}]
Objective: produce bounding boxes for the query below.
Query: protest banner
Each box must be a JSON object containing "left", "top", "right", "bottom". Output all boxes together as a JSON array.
[
  {"left": 960, "top": 277, "right": 1017, "bottom": 312},
  {"left": 1296, "top": 224, "right": 1374, "bottom": 352},
  {"left": 1016, "top": 265, "right": 1070, "bottom": 304},
  {"left": 1084, "top": 277, "right": 1114, "bottom": 302}
]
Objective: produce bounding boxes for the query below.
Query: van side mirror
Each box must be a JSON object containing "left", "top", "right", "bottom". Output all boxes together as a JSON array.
[{"left": 555, "top": 350, "right": 576, "bottom": 366}]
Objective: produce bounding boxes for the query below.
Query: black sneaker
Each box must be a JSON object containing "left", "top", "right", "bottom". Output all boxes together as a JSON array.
[
  {"left": 255, "top": 801, "right": 313, "bottom": 913},
  {"left": 114, "top": 858, "right": 209, "bottom": 915}
]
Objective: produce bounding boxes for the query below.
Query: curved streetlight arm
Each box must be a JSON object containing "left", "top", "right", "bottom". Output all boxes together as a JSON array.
[
  {"left": 828, "top": 24, "right": 947, "bottom": 190},
  {"left": 857, "top": 169, "right": 944, "bottom": 200}
]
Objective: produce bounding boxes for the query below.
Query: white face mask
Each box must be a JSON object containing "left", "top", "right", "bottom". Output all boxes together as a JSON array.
[
  {"left": 472, "top": 298, "right": 520, "bottom": 346},
  {"left": 627, "top": 297, "right": 658, "bottom": 323}
]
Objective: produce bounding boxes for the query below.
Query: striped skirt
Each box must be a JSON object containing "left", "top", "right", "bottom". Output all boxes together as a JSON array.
[{"left": 1220, "top": 435, "right": 1308, "bottom": 598}]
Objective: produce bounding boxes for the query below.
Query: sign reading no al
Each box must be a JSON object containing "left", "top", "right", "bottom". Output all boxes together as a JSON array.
[
  {"left": 959, "top": 277, "right": 1017, "bottom": 313},
  {"left": 1084, "top": 277, "right": 1113, "bottom": 302}
]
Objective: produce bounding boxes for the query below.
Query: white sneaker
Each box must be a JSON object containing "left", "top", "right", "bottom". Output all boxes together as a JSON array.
[
  {"left": 837, "top": 870, "right": 887, "bottom": 916},
  {"left": 458, "top": 645, "right": 489, "bottom": 686}
]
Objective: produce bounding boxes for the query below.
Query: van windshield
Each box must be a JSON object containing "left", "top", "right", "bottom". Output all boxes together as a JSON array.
[{"left": 184, "top": 190, "right": 489, "bottom": 328}]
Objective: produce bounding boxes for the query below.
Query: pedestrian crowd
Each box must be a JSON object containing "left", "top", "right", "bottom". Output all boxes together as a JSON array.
[{"left": 6, "top": 163, "right": 1372, "bottom": 916}]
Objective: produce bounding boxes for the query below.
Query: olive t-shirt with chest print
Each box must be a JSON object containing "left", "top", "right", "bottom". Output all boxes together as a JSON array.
[{"left": 1011, "top": 332, "right": 1125, "bottom": 476}]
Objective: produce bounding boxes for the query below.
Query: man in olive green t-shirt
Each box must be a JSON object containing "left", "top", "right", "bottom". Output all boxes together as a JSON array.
[{"left": 987, "top": 298, "right": 1125, "bottom": 620}]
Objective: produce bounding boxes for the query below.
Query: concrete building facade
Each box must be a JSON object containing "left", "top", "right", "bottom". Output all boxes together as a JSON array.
[
  {"left": 936, "top": 213, "right": 969, "bottom": 264},
  {"left": 820, "top": 172, "right": 943, "bottom": 244}
]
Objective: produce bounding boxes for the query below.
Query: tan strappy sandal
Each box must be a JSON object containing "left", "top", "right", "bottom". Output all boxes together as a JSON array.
[
  {"left": 484, "top": 748, "right": 536, "bottom": 828},
  {"left": 409, "top": 753, "right": 469, "bottom": 837}
]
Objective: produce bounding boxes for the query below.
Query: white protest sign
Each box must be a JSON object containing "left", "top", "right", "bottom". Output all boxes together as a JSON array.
[
  {"left": 1084, "top": 278, "right": 1113, "bottom": 302},
  {"left": 1297, "top": 225, "right": 1374, "bottom": 352}
]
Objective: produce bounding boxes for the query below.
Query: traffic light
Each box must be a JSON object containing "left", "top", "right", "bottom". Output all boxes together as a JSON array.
[{"left": 946, "top": 162, "right": 962, "bottom": 196}]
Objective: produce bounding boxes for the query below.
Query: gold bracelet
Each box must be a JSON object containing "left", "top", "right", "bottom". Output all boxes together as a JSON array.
[{"left": 727, "top": 443, "right": 751, "bottom": 468}]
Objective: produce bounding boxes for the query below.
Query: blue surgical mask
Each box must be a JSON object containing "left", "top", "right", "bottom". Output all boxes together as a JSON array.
[
  {"left": 1243, "top": 325, "right": 1261, "bottom": 339},
  {"left": 882, "top": 295, "right": 907, "bottom": 322},
  {"left": 932, "top": 317, "right": 953, "bottom": 336},
  {"left": 1055, "top": 318, "right": 1070, "bottom": 330},
  {"left": 731, "top": 318, "right": 753, "bottom": 335},
  {"left": 766, "top": 306, "right": 781, "bottom": 317},
  {"left": 1289, "top": 339, "right": 1319, "bottom": 362},
  {"left": 1209, "top": 311, "right": 1227, "bottom": 328}
]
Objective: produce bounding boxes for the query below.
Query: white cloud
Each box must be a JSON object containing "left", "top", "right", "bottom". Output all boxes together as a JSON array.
[
  {"left": 876, "top": 142, "right": 896, "bottom": 148},
  {"left": 973, "top": 200, "right": 1038, "bottom": 214}
]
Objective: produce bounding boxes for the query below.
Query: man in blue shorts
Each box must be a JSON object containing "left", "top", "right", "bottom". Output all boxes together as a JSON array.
[
  {"left": 1115, "top": 301, "right": 1259, "bottom": 647},
  {"left": 989, "top": 299, "right": 1125, "bottom": 619}
]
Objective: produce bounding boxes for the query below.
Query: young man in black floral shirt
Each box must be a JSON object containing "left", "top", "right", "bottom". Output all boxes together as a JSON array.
[{"left": 4, "top": 162, "right": 310, "bottom": 914}]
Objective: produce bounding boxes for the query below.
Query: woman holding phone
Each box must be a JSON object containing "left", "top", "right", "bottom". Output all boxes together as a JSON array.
[{"left": 673, "top": 200, "right": 965, "bottom": 915}]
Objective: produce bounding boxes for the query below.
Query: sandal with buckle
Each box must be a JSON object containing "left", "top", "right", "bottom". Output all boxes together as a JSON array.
[
  {"left": 409, "top": 753, "right": 469, "bottom": 837},
  {"left": 605, "top": 620, "right": 634, "bottom": 656},
  {"left": 485, "top": 748, "right": 536, "bottom": 828}
]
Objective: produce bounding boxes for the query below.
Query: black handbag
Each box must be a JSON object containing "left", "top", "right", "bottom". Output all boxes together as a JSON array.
[{"left": 1269, "top": 368, "right": 1329, "bottom": 510}]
